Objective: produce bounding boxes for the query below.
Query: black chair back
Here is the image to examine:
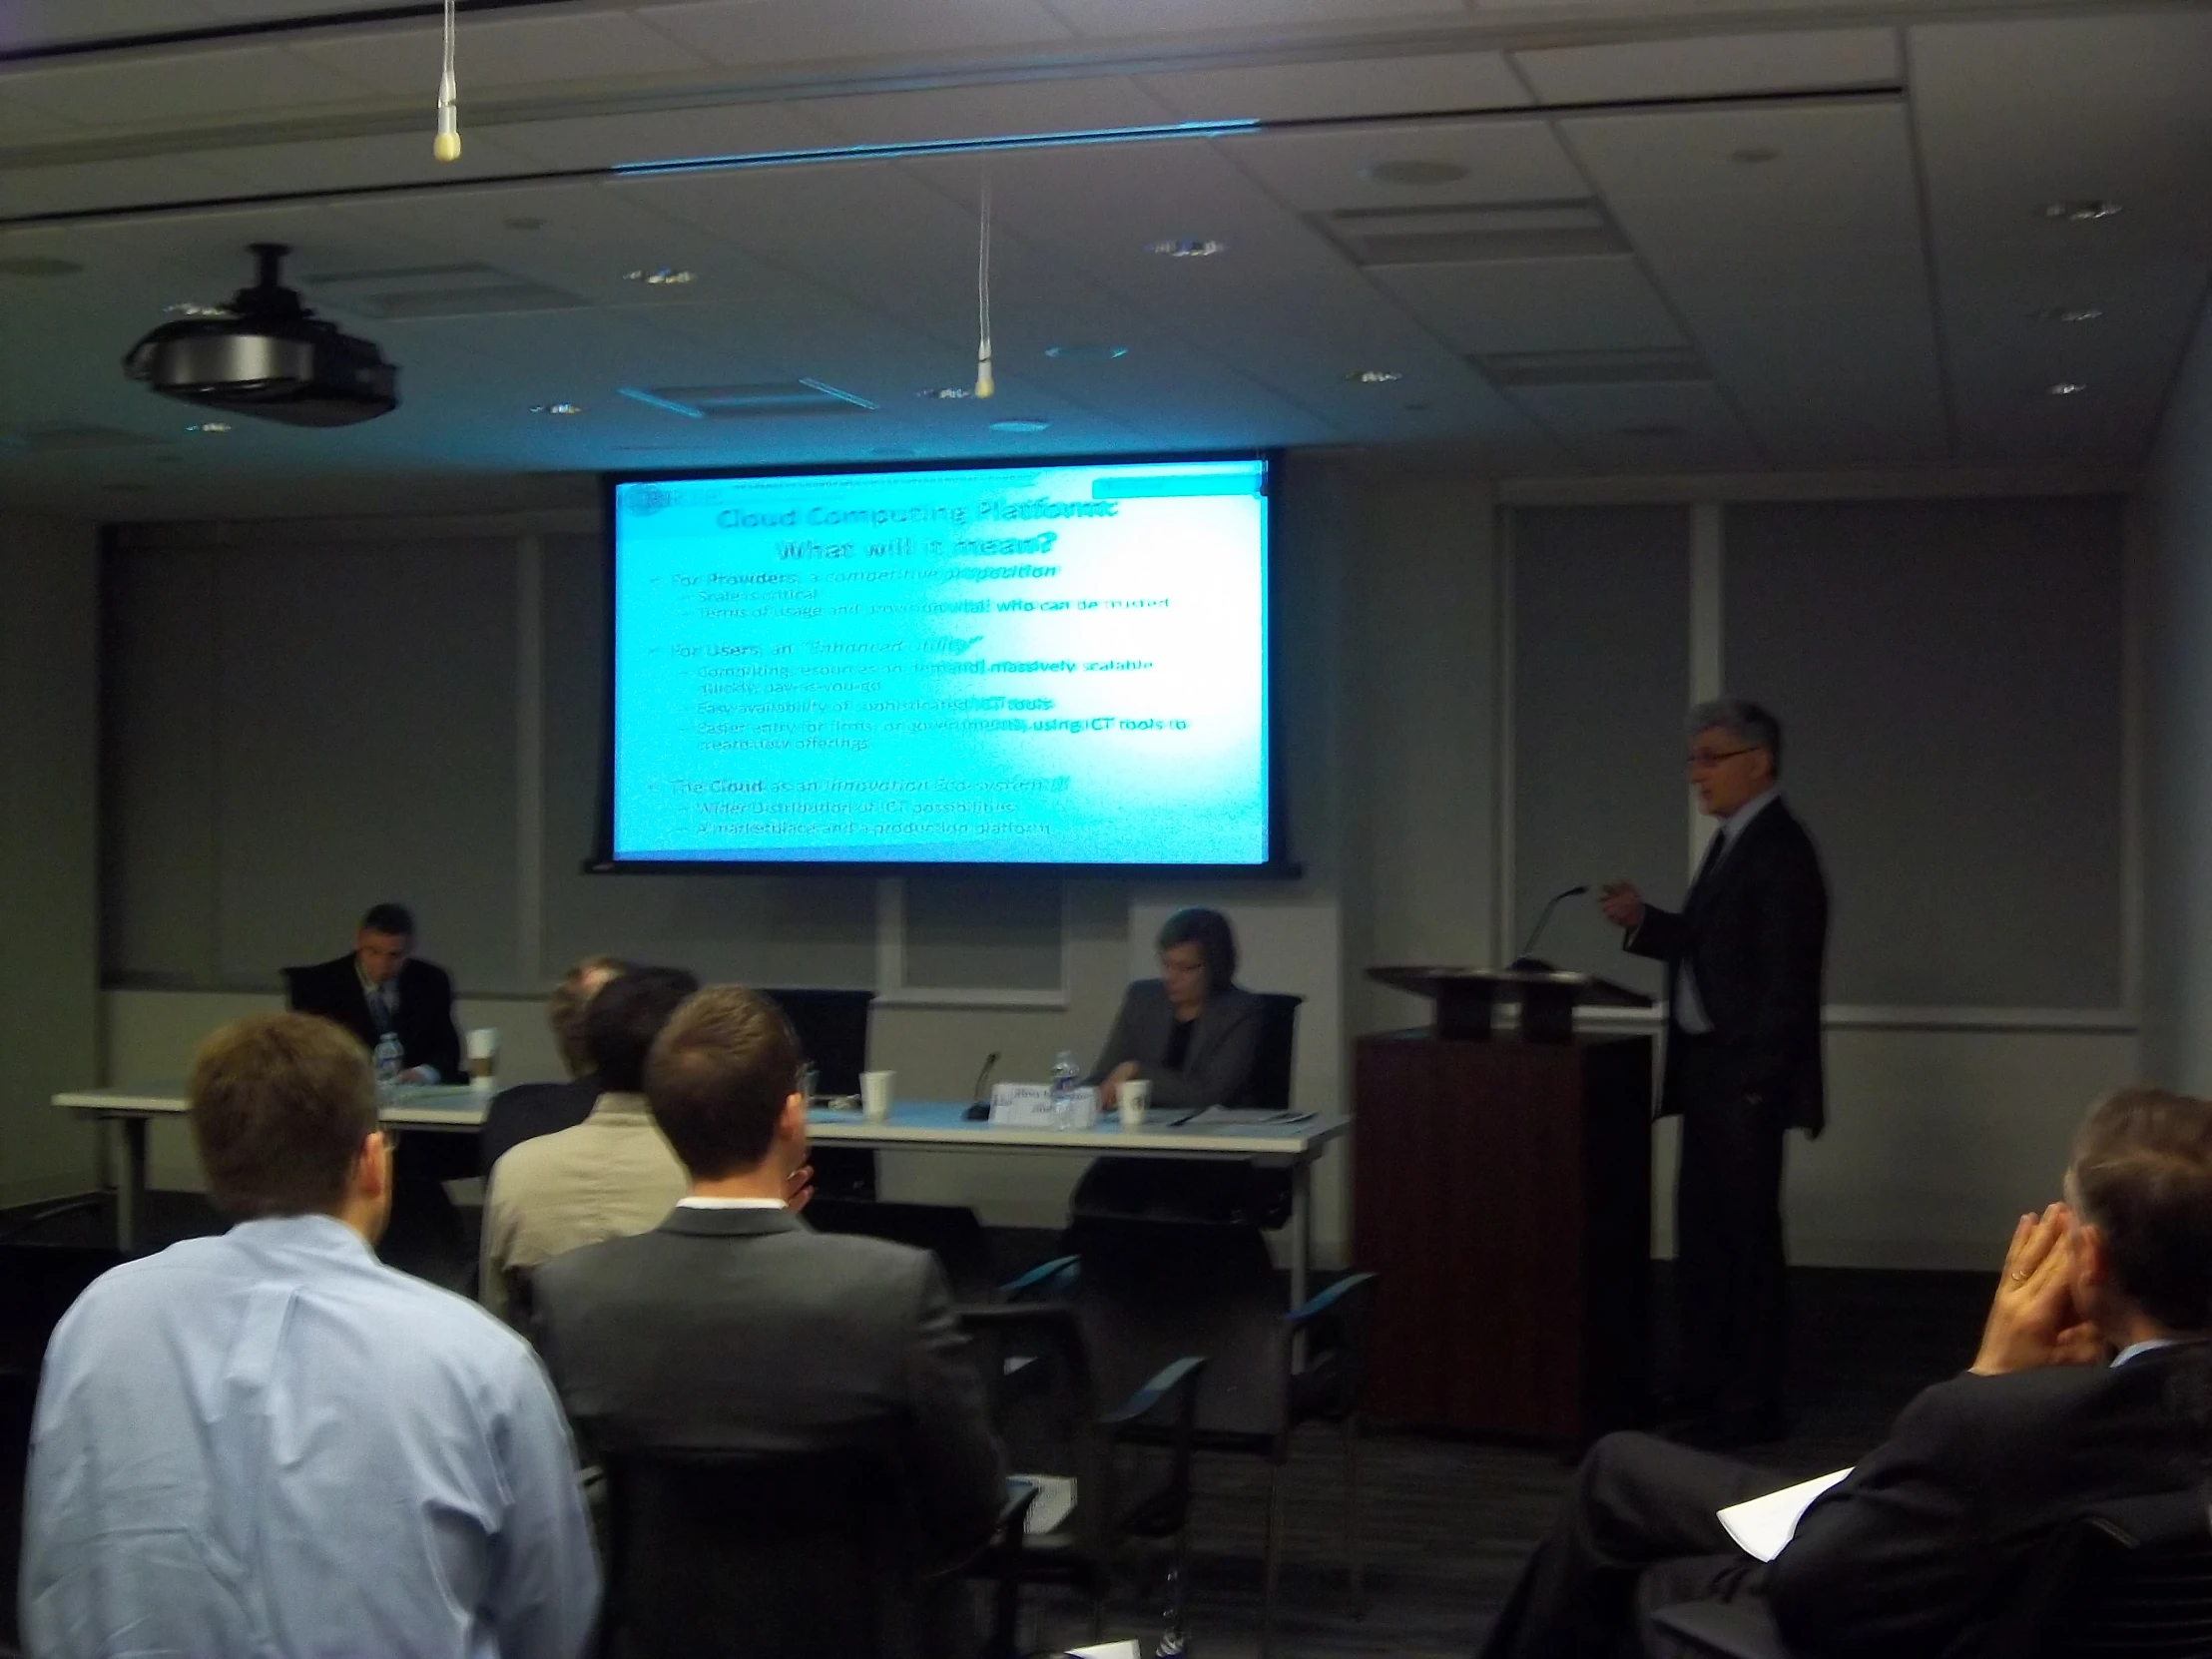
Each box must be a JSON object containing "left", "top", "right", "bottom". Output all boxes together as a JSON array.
[
  {"left": 2033, "top": 1489, "right": 2212, "bottom": 1658},
  {"left": 598, "top": 1444, "right": 918, "bottom": 1659},
  {"left": 1250, "top": 993, "right": 1303, "bottom": 1114},
  {"left": 1062, "top": 1215, "right": 1290, "bottom": 1439},
  {"left": 805, "top": 1200, "right": 998, "bottom": 1304}
]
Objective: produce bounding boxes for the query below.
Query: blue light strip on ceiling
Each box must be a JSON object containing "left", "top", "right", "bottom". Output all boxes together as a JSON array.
[{"left": 612, "top": 118, "right": 1261, "bottom": 178}]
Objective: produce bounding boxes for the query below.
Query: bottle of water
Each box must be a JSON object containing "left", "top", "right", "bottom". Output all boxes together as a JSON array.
[
  {"left": 1050, "top": 1049, "right": 1081, "bottom": 1130},
  {"left": 372, "top": 1032, "right": 404, "bottom": 1105}
]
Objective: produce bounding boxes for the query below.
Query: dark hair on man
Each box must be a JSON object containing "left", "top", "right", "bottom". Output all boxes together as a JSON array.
[
  {"left": 2070, "top": 1086, "right": 2212, "bottom": 1334},
  {"left": 551, "top": 954, "right": 630, "bottom": 1078},
  {"left": 359, "top": 902, "right": 415, "bottom": 938},
  {"left": 1156, "top": 907, "right": 1239, "bottom": 995},
  {"left": 1687, "top": 698, "right": 1785, "bottom": 776},
  {"left": 189, "top": 1012, "right": 379, "bottom": 1221},
  {"left": 645, "top": 986, "right": 803, "bottom": 1180},
  {"left": 587, "top": 966, "right": 703, "bottom": 1094}
]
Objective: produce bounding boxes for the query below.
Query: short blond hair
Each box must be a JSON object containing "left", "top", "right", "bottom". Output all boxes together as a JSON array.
[
  {"left": 550, "top": 955, "right": 628, "bottom": 1077},
  {"left": 190, "top": 1013, "right": 378, "bottom": 1219}
]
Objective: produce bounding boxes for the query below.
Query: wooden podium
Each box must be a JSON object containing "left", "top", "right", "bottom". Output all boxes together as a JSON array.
[{"left": 1354, "top": 967, "right": 1655, "bottom": 1444}]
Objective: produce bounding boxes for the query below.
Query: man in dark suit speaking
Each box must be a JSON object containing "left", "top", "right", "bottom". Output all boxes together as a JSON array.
[
  {"left": 285, "top": 901, "right": 463, "bottom": 1084},
  {"left": 1598, "top": 700, "right": 1829, "bottom": 1446}
]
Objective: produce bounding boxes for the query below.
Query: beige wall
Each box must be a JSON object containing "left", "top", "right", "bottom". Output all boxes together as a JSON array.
[{"left": 0, "top": 514, "right": 100, "bottom": 1206}]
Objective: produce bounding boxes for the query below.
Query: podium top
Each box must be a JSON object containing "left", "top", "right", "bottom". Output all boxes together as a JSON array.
[{"left": 1368, "top": 965, "right": 1652, "bottom": 1011}]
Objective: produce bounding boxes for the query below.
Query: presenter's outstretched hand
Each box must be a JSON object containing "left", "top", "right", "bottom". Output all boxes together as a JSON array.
[
  {"left": 1596, "top": 881, "right": 1645, "bottom": 931},
  {"left": 1970, "top": 1204, "right": 2102, "bottom": 1376}
]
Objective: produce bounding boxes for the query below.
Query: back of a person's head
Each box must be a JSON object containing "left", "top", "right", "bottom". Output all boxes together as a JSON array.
[
  {"left": 2070, "top": 1085, "right": 2212, "bottom": 1334},
  {"left": 190, "top": 1012, "right": 377, "bottom": 1220},
  {"left": 587, "top": 966, "right": 702, "bottom": 1094},
  {"left": 646, "top": 986, "right": 803, "bottom": 1180},
  {"left": 550, "top": 953, "right": 628, "bottom": 1077}
]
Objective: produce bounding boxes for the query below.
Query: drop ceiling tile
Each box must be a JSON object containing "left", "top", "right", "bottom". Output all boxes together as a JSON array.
[
  {"left": 193, "top": 130, "right": 543, "bottom": 194},
  {"left": 0, "top": 155, "right": 248, "bottom": 219},
  {"left": 800, "top": 76, "right": 1179, "bottom": 147},
  {"left": 3, "top": 45, "right": 380, "bottom": 127},
  {"left": 0, "top": 2, "right": 214, "bottom": 52},
  {"left": 1140, "top": 50, "right": 1524, "bottom": 124},
  {"left": 1374, "top": 256, "right": 1684, "bottom": 354},
  {"left": 638, "top": 0, "right": 1072, "bottom": 69},
  {"left": 295, "top": 12, "right": 715, "bottom": 98},
  {"left": 1513, "top": 28, "right": 1900, "bottom": 105},
  {"left": 1223, "top": 118, "right": 1586, "bottom": 213},
  {"left": 1046, "top": 0, "right": 1464, "bottom": 36},
  {"left": 1503, "top": 378, "right": 1761, "bottom": 469},
  {"left": 485, "top": 101, "right": 840, "bottom": 169}
]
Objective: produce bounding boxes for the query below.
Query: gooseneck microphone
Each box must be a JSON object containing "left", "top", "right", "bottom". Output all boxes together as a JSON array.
[
  {"left": 969, "top": 1051, "right": 1001, "bottom": 1110},
  {"left": 1510, "top": 884, "right": 1589, "bottom": 973}
]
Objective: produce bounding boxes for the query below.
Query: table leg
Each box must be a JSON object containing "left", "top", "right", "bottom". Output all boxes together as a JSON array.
[
  {"left": 1290, "top": 1158, "right": 1312, "bottom": 1311},
  {"left": 116, "top": 1117, "right": 149, "bottom": 1255}
]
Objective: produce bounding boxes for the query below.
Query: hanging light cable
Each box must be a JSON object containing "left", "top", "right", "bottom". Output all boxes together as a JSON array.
[
  {"left": 433, "top": 0, "right": 461, "bottom": 163},
  {"left": 974, "top": 172, "right": 994, "bottom": 398}
]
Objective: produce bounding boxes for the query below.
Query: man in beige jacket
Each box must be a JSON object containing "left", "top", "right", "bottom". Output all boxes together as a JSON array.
[{"left": 480, "top": 965, "right": 700, "bottom": 1324}]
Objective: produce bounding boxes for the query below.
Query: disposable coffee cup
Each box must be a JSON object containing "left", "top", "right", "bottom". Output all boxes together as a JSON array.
[
  {"left": 1120, "top": 1079, "right": 1150, "bottom": 1128},
  {"left": 466, "top": 1027, "right": 500, "bottom": 1093},
  {"left": 860, "top": 1070, "right": 895, "bottom": 1123}
]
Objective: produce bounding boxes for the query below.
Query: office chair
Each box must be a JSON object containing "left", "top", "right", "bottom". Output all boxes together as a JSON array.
[{"left": 805, "top": 1198, "right": 999, "bottom": 1304}]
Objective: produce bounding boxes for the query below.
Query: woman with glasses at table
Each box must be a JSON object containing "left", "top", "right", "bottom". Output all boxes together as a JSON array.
[{"left": 1072, "top": 906, "right": 1283, "bottom": 1227}]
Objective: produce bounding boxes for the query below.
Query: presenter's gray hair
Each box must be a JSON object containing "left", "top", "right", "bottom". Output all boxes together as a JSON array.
[{"left": 1687, "top": 699, "right": 1784, "bottom": 774}]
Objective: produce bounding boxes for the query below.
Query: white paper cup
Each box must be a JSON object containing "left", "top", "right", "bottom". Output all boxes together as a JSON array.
[
  {"left": 860, "top": 1070, "right": 894, "bottom": 1122},
  {"left": 466, "top": 1027, "right": 500, "bottom": 1092},
  {"left": 1119, "top": 1079, "right": 1150, "bottom": 1128}
]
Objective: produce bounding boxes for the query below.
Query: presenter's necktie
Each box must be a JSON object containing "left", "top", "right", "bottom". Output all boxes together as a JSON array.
[
  {"left": 367, "top": 986, "right": 394, "bottom": 1035},
  {"left": 1687, "top": 829, "right": 1728, "bottom": 903}
]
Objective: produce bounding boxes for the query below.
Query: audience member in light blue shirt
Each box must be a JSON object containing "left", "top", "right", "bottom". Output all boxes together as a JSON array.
[{"left": 20, "top": 1012, "right": 600, "bottom": 1659}]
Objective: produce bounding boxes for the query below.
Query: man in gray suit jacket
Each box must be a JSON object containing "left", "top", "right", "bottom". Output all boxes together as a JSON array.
[{"left": 532, "top": 985, "right": 1006, "bottom": 1651}]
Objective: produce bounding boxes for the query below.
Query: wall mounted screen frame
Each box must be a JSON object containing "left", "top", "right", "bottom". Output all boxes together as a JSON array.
[{"left": 593, "top": 450, "right": 1293, "bottom": 877}]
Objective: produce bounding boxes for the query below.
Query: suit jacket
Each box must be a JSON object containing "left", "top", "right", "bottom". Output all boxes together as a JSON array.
[
  {"left": 285, "top": 953, "right": 463, "bottom": 1083},
  {"left": 1625, "top": 799, "right": 1830, "bottom": 1134},
  {"left": 479, "top": 1091, "right": 687, "bottom": 1325},
  {"left": 533, "top": 1207, "right": 1006, "bottom": 1574},
  {"left": 1766, "top": 1343, "right": 2212, "bottom": 1659},
  {"left": 479, "top": 1074, "right": 602, "bottom": 1177},
  {"left": 1086, "top": 979, "right": 1264, "bottom": 1111}
]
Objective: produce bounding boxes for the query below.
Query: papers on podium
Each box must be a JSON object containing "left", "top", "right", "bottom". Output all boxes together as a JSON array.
[{"left": 1717, "top": 1467, "right": 1852, "bottom": 1561}]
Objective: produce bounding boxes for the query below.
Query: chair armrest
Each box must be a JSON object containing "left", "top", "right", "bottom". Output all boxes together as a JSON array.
[
  {"left": 1648, "top": 1599, "right": 1795, "bottom": 1659},
  {"left": 1000, "top": 1255, "right": 1079, "bottom": 1301},
  {"left": 1098, "top": 1355, "right": 1208, "bottom": 1431},
  {"left": 1286, "top": 1270, "right": 1377, "bottom": 1331}
]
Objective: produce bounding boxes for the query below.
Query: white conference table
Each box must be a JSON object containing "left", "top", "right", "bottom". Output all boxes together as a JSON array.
[{"left": 55, "top": 1085, "right": 1349, "bottom": 1305}]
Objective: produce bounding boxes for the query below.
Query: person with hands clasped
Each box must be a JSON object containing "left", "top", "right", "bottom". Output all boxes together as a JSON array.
[{"left": 1474, "top": 1084, "right": 2212, "bottom": 1659}]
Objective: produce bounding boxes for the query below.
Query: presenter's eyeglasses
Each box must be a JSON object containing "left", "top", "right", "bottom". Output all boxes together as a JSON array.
[{"left": 1685, "top": 746, "right": 1759, "bottom": 772}]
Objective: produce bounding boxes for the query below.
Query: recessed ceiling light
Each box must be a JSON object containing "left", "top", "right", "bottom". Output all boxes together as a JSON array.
[
  {"left": 623, "top": 268, "right": 696, "bottom": 285},
  {"left": 164, "top": 300, "right": 232, "bottom": 317},
  {"left": 1147, "top": 238, "right": 1226, "bottom": 259},
  {"left": 1044, "top": 343, "right": 1128, "bottom": 360},
  {"left": 530, "top": 402, "right": 585, "bottom": 415},
  {"left": 1729, "top": 146, "right": 1781, "bottom": 166},
  {"left": 2044, "top": 381, "right": 2088, "bottom": 397},
  {"left": 1345, "top": 369, "right": 1403, "bottom": 384},
  {"left": 988, "top": 418, "right": 1051, "bottom": 433},
  {"left": 918, "top": 386, "right": 972, "bottom": 400},
  {"left": 2040, "top": 200, "right": 2122, "bottom": 222},
  {"left": 1362, "top": 159, "right": 1468, "bottom": 187},
  {"left": 0, "top": 255, "right": 83, "bottom": 277},
  {"left": 184, "top": 421, "right": 233, "bottom": 434},
  {"left": 2033, "top": 305, "right": 2104, "bottom": 323}
]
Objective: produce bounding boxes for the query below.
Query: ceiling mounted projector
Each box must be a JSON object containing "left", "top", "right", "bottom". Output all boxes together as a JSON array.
[{"left": 124, "top": 243, "right": 398, "bottom": 427}]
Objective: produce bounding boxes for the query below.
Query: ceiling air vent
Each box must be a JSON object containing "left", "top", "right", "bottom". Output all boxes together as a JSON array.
[
  {"left": 619, "top": 379, "right": 877, "bottom": 418},
  {"left": 299, "top": 262, "right": 587, "bottom": 319},
  {"left": 1319, "top": 200, "right": 1627, "bottom": 268},
  {"left": 1476, "top": 348, "right": 1709, "bottom": 387}
]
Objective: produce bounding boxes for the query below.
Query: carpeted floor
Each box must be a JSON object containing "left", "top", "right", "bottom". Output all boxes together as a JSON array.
[{"left": 2, "top": 1191, "right": 1995, "bottom": 1659}]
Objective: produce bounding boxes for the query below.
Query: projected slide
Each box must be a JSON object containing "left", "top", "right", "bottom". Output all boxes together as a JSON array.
[{"left": 609, "top": 456, "right": 1271, "bottom": 865}]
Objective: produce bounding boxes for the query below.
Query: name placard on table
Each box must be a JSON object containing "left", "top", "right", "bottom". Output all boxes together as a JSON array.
[{"left": 989, "top": 1082, "right": 1100, "bottom": 1130}]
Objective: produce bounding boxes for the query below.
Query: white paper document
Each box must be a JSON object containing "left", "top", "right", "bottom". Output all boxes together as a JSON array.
[
  {"left": 1717, "top": 1467, "right": 1853, "bottom": 1561},
  {"left": 1012, "top": 1473, "right": 1076, "bottom": 1535},
  {"left": 1064, "top": 1644, "right": 1141, "bottom": 1659}
]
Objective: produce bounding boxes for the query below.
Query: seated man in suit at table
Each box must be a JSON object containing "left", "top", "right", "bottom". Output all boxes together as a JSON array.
[
  {"left": 480, "top": 953, "right": 628, "bottom": 1178},
  {"left": 534, "top": 984, "right": 1004, "bottom": 1654},
  {"left": 286, "top": 901, "right": 471, "bottom": 1283},
  {"left": 1473, "top": 1084, "right": 2212, "bottom": 1659},
  {"left": 286, "top": 902, "right": 463, "bottom": 1083}
]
